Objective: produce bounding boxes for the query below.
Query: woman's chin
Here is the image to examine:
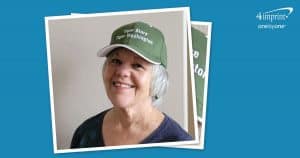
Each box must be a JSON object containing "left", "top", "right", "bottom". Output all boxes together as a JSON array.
[{"left": 111, "top": 100, "right": 133, "bottom": 108}]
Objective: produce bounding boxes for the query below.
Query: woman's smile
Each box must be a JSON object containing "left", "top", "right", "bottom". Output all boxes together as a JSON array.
[{"left": 112, "top": 81, "right": 135, "bottom": 89}]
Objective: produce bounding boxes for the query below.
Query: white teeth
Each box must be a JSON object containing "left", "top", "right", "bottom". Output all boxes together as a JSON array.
[{"left": 113, "top": 81, "right": 133, "bottom": 88}]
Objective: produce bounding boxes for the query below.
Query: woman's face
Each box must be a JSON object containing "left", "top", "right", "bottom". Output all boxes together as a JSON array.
[{"left": 103, "top": 48, "right": 153, "bottom": 108}]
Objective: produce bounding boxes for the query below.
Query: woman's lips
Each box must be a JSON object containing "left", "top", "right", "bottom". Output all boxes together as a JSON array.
[{"left": 112, "top": 81, "right": 135, "bottom": 88}]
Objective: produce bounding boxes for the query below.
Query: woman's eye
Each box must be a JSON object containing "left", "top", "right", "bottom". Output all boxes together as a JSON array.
[
  {"left": 111, "top": 58, "right": 121, "bottom": 65},
  {"left": 132, "top": 63, "right": 144, "bottom": 69}
]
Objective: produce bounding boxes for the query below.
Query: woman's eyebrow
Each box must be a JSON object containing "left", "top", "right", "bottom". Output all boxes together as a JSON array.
[{"left": 135, "top": 58, "right": 148, "bottom": 65}]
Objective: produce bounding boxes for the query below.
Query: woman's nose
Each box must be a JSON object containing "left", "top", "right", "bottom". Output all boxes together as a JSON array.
[{"left": 115, "top": 64, "right": 131, "bottom": 78}]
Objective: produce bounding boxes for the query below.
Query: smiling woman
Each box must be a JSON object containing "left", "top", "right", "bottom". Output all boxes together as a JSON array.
[{"left": 70, "top": 21, "right": 192, "bottom": 148}]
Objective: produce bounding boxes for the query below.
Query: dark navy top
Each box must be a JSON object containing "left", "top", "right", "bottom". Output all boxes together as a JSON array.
[{"left": 71, "top": 109, "right": 192, "bottom": 148}]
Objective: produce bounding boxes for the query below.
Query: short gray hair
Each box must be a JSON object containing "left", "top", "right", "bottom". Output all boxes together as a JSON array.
[
  {"left": 102, "top": 55, "right": 169, "bottom": 106},
  {"left": 150, "top": 64, "right": 169, "bottom": 106}
]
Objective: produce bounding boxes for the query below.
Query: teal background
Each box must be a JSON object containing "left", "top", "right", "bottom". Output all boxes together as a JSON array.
[{"left": 0, "top": 0, "right": 299, "bottom": 157}]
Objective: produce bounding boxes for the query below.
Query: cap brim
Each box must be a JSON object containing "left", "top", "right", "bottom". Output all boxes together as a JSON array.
[{"left": 97, "top": 44, "right": 160, "bottom": 65}]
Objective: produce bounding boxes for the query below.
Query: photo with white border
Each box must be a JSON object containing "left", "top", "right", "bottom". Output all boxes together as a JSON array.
[
  {"left": 45, "top": 7, "right": 199, "bottom": 153},
  {"left": 179, "top": 21, "right": 212, "bottom": 149}
]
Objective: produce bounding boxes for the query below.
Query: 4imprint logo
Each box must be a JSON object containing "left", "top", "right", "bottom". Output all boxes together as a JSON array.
[{"left": 256, "top": 7, "right": 294, "bottom": 30}]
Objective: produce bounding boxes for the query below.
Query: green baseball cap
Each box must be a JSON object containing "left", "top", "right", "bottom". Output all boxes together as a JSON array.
[
  {"left": 191, "top": 26, "right": 207, "bottom": 119},
  {"left": 97, "top": 21, "right": 167, "bottom": 68}
]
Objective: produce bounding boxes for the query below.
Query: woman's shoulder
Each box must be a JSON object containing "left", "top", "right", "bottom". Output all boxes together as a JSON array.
[
  {"left": 74, "top": 109, "right": 109, "bottom": 132},
  {"left": 161, "top": 114, "right": 193, "bottom": 140},
  {"left": 70, "top": 109, "right": 110, "bottom": 148},
  {"left": 141, "top": 114, "right": 192, "bottom": 144}
]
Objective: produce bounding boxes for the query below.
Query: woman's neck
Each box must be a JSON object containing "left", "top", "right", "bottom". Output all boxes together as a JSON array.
[
  {"left": 102, "top": 102, "right": 165, "bottom": 146},
  {"left": 111, "top": 103, "right": 158, "bottom": 129}
]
